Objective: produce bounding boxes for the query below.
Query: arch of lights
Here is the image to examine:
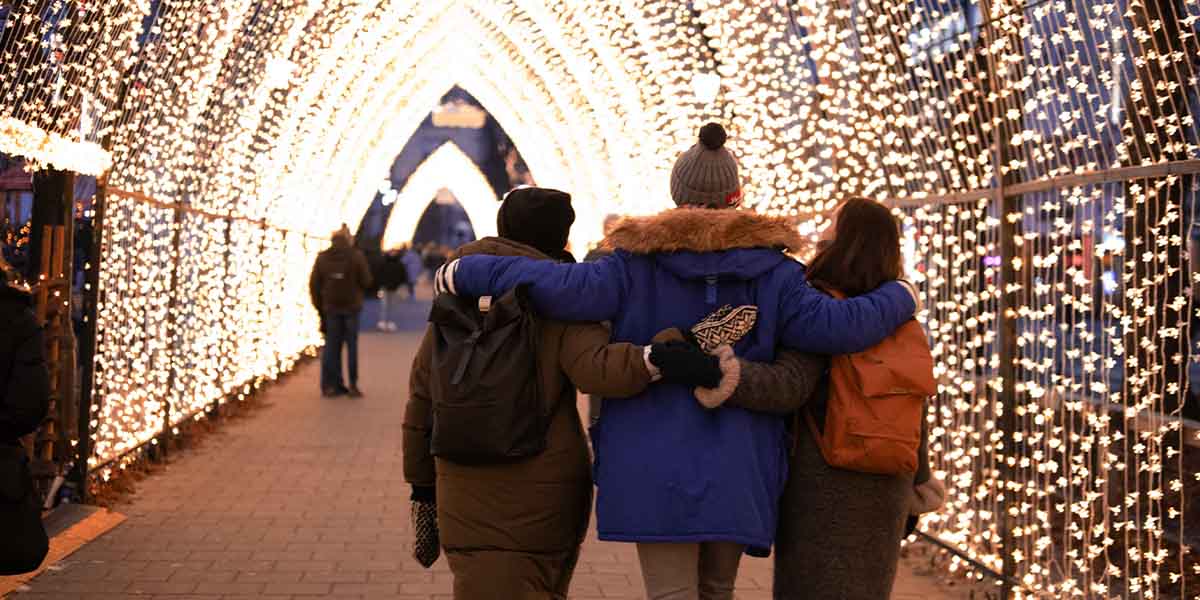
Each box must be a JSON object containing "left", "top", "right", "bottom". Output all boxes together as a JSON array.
[
  {"left": 2, "top": 0, "right": 1199, "bottom": 597},
  {"left": 380, "top": 142, "right": 502, "bottom": 250}
]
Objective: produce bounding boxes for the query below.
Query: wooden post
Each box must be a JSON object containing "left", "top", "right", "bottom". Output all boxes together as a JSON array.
[
  {"left": 26, "top": 168, "right": 77, "bottom": 505},
  {"left": 74, "top": 178, "right": 105, "bottom": 501}
]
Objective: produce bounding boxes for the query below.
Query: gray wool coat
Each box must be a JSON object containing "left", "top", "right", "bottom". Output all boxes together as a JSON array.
[{"left": 727, "top": 350, "right": 931, "bottom": 600}]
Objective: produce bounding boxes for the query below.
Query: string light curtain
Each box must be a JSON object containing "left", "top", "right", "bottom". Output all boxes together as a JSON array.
[
  {"left": 2, "top": 1, "right": 1199, "bottom": 598},
  {"left": 690, "top": 0, "right": 1199, "bottom": 597}
]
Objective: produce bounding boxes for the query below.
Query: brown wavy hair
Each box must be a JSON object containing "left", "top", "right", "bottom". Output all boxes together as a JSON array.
[{"left": 806, "top": 197, "right": 903, "bottom": 296}]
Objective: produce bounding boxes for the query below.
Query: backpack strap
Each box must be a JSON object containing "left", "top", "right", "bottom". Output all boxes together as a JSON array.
[
  {"left": 450, "top": 330, "right": 483, "bottom": 385},
  {"left": 801, "top": 408, "right": 828, "bottom": 460}
]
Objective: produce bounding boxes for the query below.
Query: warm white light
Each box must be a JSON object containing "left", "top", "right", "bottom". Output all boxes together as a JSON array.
[
  {"left": 1, "top": 2, "right": 1195, "bottom": 596},
  {"left": 264, "top": 57, "right": 298, "bottom": 90},
  {"left": 381, "top": 142, "right": 499, "bottom": 249},
  {"left": 691, "top": 72, "right": 721, "bottom": 105}
]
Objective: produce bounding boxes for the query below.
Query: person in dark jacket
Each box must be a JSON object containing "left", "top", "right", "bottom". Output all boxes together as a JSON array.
[
  {"left": 0, "top": 257, "right": 48, "bottom": 452},
  {"left": 404, "top": 187, "right": 723, "bottom": 600},
  {"left": 435, "top": 124, "right": 920, "bottom": 598},
  {"left": 309, "top": 225, "right": 373, "bottom": 397},
  {"left": 0, "top": 256, "right": 50, "bottom": 574},
  {"left": 694, "top": 196, "right": 945, "bottom": 600}
]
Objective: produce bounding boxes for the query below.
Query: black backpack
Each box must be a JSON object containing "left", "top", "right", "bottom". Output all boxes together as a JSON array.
[{"left": 428, "top": 286, "right": 549, "bottom": 464}]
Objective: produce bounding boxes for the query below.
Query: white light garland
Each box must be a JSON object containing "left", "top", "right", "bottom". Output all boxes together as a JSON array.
[{"left": 2, "top": 2, "right": 1198, "bottom": 597}]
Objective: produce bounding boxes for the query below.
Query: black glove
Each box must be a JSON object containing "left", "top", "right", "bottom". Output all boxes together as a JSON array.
[
  {"left": 680, "top": 328, "right": 702, "bottom": 349},
  {"left": 411, "top": 491, "right": 440, "bottom": 568},
  {"left": 650, "top": 341, "right": 722, "bottom": 389}
]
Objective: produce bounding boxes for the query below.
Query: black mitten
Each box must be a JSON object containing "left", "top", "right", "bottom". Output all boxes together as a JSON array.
[
  {"left": 650, "top": 341, "right": 723, "bottom": 389},
  {"left": 411, "top": 496, "right": 440, "bottom": 568}
]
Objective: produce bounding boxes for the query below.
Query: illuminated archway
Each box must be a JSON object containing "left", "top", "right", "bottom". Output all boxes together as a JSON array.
[
  {"left": 252, "top": 2, "right": 696, "bottom": 250},
  {"left": 380, "top": 142, "right": 500, "bottom": 249}
]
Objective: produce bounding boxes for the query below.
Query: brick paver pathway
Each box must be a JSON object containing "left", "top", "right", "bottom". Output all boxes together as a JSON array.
[{"left": 15, "top": 330, "right": 963, "bottom": 599}]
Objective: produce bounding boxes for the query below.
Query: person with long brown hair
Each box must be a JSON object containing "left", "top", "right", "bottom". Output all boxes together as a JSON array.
[
  {"left": 700, "top": 196, "right": 945, "bottom": 599},
  {"left": 807, "top": 196, "right": 905, "bottom": 294}
]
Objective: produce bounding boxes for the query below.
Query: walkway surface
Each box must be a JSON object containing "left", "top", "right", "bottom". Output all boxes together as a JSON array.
[{"left": 13, "top": 298, "right": 966, "bottom": 600}]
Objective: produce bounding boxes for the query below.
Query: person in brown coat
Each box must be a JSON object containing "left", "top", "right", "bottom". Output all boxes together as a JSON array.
[
  {"left": 403, "top": 188, "right": 722, "bottom": 600},
  {"left": 309, "top": 225, "right": 373, "bottom": 397}
]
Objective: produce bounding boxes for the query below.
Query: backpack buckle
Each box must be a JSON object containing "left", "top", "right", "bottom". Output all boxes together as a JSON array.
[{"left": 478, "top": 296, "right": 492, "bottom": 313}]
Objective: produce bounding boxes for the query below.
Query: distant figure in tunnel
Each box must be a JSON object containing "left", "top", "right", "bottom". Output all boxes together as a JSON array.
[{"left": 310, "top": 225, "right": 373, "bottom": 397}]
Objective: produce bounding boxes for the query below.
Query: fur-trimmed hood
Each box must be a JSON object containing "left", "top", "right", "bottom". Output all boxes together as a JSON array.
[{"left": 601, "top": 208, "right": 806, "bottom": 255}]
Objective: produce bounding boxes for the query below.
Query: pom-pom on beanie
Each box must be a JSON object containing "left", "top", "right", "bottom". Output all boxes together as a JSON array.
[{"left": 669, "top": 122, "right": 742, "bottom": 208}]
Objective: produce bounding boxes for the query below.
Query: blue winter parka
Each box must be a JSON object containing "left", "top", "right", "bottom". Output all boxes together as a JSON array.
[{"left": 446, "top": 208, "right": 917, "bottom": 552}]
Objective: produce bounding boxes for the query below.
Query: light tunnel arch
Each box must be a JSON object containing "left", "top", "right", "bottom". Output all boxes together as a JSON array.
[
  {"left": 314, "top": 11, "right": 602, "bottom": 222},
  {"left": 301, "top": 16, "right": 634, "bottom": 251},
  {"left": 258, "top": 1, "right": 688, "bottom": 247},
  {"left": 380, "top": 142, "right": 502, "bottom": 250}
]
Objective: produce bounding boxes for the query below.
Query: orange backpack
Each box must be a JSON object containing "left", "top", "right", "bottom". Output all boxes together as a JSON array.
[{"left": 805, "top": 289, "right": 937, "bottom": 476}]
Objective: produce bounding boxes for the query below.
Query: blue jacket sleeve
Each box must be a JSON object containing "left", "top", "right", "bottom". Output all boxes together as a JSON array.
[
  {"left": 452, "top": 253, "right": 626, "bottom": 322},
  {"left": 779, "top": 279, "right": 916, "bottom": 354}
]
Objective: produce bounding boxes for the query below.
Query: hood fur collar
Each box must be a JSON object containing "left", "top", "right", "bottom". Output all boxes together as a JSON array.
[{"left": 601, "top": 208, "right": 806, "bottom": 255}]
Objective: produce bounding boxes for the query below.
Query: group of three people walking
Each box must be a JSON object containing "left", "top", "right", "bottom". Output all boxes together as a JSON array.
[{"left": 403, "top": 122, "right": 944, "bottom": 599}]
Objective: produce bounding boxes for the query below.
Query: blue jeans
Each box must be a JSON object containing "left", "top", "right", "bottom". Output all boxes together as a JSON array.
[{"left": 321, "top": 311, "right": 360, "bottom": 391}]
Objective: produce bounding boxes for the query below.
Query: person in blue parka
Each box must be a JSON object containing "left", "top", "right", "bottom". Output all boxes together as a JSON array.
[{"left": 434, "top": 123, "right": 920, "bottom": 599}]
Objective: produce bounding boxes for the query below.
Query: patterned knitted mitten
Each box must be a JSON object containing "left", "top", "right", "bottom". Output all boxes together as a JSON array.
[
  {"left": 411, "top": 500, "right": 440, "bottom": 568},
  {"left": 690, "top": 305, "right": 758, "bottom": 352}
]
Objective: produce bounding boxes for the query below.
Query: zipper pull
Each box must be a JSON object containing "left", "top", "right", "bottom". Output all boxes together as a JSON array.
[{"left": 705, "top": 275, "right": 718, "bottom": 305}]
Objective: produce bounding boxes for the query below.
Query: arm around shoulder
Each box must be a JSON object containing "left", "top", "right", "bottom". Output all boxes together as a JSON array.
[
  {"left": 451, "top": 253, "right": 626, "bottom": 322},
  {"left": 780, "top": 278, "right": 916, "bottom": 354},
  {"left": 559, "top": 322, "right": 653, "bottom": 398},
  {"left": 722, "top": 349, "right": 827, "bottom": 415}
]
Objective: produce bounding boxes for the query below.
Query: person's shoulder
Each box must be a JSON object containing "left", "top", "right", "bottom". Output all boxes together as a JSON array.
[{"left": 762, "top": 257, "right": 814, "bottom": 296}]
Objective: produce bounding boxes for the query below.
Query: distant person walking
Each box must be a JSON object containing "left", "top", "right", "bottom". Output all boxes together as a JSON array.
[
  {"left": 310, "top": 225, "right": 373, "bottom": 397},
  {"left": 401, "top": 245, "right": 422, "bottom": 299},
  {"left": 0, "top": 256, "right": 50, "bottom": 575}
]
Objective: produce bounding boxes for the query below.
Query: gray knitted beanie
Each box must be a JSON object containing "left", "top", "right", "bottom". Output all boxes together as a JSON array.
[{"left": 670, "top": 123, "right": 742, "bottom": 208}]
